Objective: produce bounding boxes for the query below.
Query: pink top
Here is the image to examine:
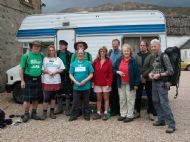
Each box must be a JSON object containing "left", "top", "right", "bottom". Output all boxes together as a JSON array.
[{"left": 119, "top": 59, "right": 129, "bottom": 83}]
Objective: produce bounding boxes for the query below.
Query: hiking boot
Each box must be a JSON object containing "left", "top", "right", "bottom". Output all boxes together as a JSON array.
[
  {"left": 134, "top": 112, "right": 140, "bottom": 119},
  {"left": 102, "top": 114, "right": 108, "bottom": 121},
  {"left": 117, "top": 116, "right": 126, "bottom": 121},
  {"left": 153, "top": 121, "right": 166, "bottom": 126},
  {"left": 69, "top": 116, "right": 77, "bottom": 121},
  {"left": 41, "top": 111, "right": 47, "bottom": 120},
  {"left": 22, "top": 112, "right": 30, "bottom": 123},
  {"left": 54, "top": 97, "right": 63, "bottom": 115},
  {"left": 166, "top": 127, "right": 175, "bottom": 133},
  {"left": 31, "top": 112, "right": 41, "bottom": 120},
  {"left": 49, "top": 112, "right": 56, "bottom": 119},
  {"left": 149, "top": 114, "right": 155, "bottom": 121},
  {"left": 65, "top": 109, "right": 70, "bottom": 116},
  {"left": 123, "top": 117, "right": 134, "bottom": 123},
  {"left": 84, "top": 116, "right": 90, "bottom": 121},
  {"left": 93, "top": 113, "right": 101, "bottom": 120}
]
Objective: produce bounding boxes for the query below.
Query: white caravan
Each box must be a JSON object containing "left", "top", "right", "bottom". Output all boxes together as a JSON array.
[{"left": 6, "top": 10, "right": 167, "bottom": 103}]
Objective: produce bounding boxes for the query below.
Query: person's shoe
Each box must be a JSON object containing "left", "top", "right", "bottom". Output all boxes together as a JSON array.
[
  {"left": 31, "top": 112, "right": 41, "bottom": 120},
  {"left": 93, "top": 113, "right": 101, "bottom": 120},
  {"left": 54, "top": 97, "right": 63, "bottom": 115},
  {"left": 166, "top": 127, "right": 175, "bottom": 133},
  {"left": 69, "top": 116, "right": 77, "bottom": 121},
  {"left": 41, "top": 112, "right": 47, "bottom": 120},
  {"left": 65, "top": 109, "right": 70, "bottom": 116},
  {"left": 84, "top": 116, "right": 90, "bottom": 121},
  {"left": 102, "top": 114, "right": 108, "bottom": 121},
  {"left": 22, "top": 113, "right": 30, "bottom": 123},
  {"left": 134, "top": 112, "right": 140, "bottom": 119},
  {"left": 123, "top": 117, "right": 134, "bottom": 123},
  {"left": 117, "top": 116, "right": 126, "bottom": 121},
  {"left": 49, "top": 111, "right": 56, "bottom": 119},
  {"left": 149, "top": 113, "right": 155, "bottom": 121},
  {"left": 153, "top": 121, "right": 166, "bottom": 126}
]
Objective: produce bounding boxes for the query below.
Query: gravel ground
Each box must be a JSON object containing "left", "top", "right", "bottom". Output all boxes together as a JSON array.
[{"left": 0, "top": 71, "right": 190, "bottom": 142}]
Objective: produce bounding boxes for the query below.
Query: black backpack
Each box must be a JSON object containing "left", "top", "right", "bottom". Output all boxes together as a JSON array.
[
  {"left": 160, "top": 46, "right": 181, "bottom": 98},
  {"left": 0, "top": 109, "right": 6, "bottom": 128}
]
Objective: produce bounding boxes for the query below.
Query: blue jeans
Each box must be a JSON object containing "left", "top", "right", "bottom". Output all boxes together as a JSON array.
[{"left": 152, "top": 80, "right": 175, "bottom": 129}]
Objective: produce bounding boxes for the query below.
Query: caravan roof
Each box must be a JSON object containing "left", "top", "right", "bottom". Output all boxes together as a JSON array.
[{"left": 16, "top": 10, "right": 166, "bottom": 40}]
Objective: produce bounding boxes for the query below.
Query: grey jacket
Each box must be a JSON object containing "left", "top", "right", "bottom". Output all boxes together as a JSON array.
[{"left": 135, "top": 51, "right": 153, "bottom": 80}]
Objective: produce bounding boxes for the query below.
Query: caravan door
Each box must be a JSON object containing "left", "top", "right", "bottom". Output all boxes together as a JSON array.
[{"left": 57, "top": 30, "right": 75, "bottom": 52}]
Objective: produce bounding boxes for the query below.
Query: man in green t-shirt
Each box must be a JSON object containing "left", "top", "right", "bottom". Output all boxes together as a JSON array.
[
  {"left": 19, "top": 41, "right": 43, "bottom": 123},
  {"left": 70, "top": 41, "right": 93, "bottom": 63}
]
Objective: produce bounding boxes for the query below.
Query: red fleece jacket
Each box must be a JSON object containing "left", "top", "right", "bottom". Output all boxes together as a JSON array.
[{"left": 92, "top": 58, "right": 113, "bottom": 86}]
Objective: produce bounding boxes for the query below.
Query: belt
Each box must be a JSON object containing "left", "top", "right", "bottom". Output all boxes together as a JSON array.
[{"left": 24, "top": 74, "right": 41, "bottom": 81}]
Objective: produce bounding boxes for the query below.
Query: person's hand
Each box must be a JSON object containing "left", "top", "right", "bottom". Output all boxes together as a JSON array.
[
  {"left": 92, "top": 83, "right": 94, "bottom": 88},
  {"left": 117, "top": 71, "right": 125, "bottom": 77},
  {"left": 80, "top": 80, "right": 86, "bottom": 86},
  {"left": 75, "top": 81, "right": 81, "bottom": 86},
  {"left": 134, "top": 86, "right": 138, "bottom": 90},
  {"left": 106, "top": 86, "right": 111, "bottom": 91},
  {"left": 48, "top": 71, "right": 54, "bottom": 76},
  {"left": 21, "top": 81, "right": 25, "bottom": 88},
  {"left": 148, "top": 73, "right": 154, "bottom": 80},
  {"left": 141, "top": 75, "right": 146, "bottom": 83},
  {"left": 153, "top": 73, "right": 160, "bottom": 80}
]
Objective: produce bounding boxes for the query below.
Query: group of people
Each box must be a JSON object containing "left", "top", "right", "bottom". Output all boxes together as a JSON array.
[{"left": 19, "top": 38, "right": 176, "bottom": 133}]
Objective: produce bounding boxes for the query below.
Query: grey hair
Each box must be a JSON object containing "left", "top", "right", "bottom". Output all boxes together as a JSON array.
[{"left": 150, "top": 39, "right": 160, "bottom": 46}]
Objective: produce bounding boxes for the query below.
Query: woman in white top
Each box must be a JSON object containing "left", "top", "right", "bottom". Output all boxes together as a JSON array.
[{"left": 41, "top": 45, "right": 65, "bottom": 120}]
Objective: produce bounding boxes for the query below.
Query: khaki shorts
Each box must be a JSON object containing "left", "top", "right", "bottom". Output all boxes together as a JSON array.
[{"left": 94, "top": 86, "right": 112, "bottom": 93}]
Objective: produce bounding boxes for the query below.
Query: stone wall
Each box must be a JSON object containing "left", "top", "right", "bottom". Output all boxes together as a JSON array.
[{"left": 0, "top": 0, "right": 41, "bottom": 91}]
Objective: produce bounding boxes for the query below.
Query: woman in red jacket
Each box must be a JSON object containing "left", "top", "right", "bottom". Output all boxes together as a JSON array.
[{"left": 92, "top": 46, "right": 113, "bottom": 120}]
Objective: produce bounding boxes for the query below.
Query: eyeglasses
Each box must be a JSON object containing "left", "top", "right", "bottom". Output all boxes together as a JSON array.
[{"left": 140, "top": 45, "right": 146, "bottom": 47}]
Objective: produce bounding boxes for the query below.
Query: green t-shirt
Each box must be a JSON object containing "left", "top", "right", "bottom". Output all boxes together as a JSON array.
[
  {"left": 69, "top": 60, "right": 94, "bottom": 91},
  {"left": 71, "top": 52, "right": 92, "bottom": 64},
  {"left": 20, "top": 51, "right": 43, "bottom": 77}
]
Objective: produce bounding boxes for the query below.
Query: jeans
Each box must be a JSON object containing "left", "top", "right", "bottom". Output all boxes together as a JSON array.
[{"left": 152, "top": 80, "right": 175, "bottom": 129}]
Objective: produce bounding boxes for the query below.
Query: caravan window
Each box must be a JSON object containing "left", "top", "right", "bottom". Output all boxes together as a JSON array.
[{"left": 122, "top": 36, "right": 159, "bottom": 56}]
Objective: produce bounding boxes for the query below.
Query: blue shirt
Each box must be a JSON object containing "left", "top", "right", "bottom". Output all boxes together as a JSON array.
[
  {"left": 69, "top": 60, "right": 94, "bottom": 91},
  {"left": 109, "top": 49, "right": 121, "bottom": 68}
]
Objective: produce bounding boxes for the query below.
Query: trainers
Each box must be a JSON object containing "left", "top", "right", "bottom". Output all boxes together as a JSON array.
[
  {"left": 65, "top": 109, "right": 70, "bottom": 116},
  {"left": 31, "top": 112, "right": 41, "bottom": 120},
  {"left": 22, "top": 113, "right": 30, "bottom": 123},
  {"left": 134, "top": 112, "right": 140, "bottom": 119},
  {"left": 117, "top": 116, "right": 126, "bottom": 121},
  {"left": 102, "top": 114, "right": 108, "bottom": 121},
  {"left": 149, "top": 114, "right": 155, "bottom": 121},
  {"left": 166, "top": 127, "right": 175, "bottom": 133},
  {"left": 93, "top": 113, "right": 101, "bottom": 120},
  {"left": 69, "top": 116, "right": 77, "bottom": 121},
  {"left": 153, "top": 121, "right": 166, "bottom": 126},
  {"left": 123, "top": 117, "right": 134, "bottom": 123}
]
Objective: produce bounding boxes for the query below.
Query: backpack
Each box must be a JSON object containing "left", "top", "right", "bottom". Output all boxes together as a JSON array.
[
  {"left": 160, "top": 46, "right": 181, "bottom": 98},
  {"left": 0, "top": 109, "right": 6, "bottom": 128}
]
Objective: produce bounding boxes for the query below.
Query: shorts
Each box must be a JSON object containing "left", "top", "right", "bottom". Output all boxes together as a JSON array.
[
  {"left": 43, "top": 91, "right": 57, "bottom": 102},
  {"left": 94, "top": 86, "right": 111, "bottom": 93}
]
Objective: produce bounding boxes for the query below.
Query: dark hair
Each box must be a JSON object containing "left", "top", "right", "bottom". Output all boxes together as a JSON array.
[
  {"left": 112, "top": 39, "right": 120, "bottom": 45},
  {"left": 59, "top": 40, "right": 68, "bottom": 46},
  {"left": 140, "top": 40, "right": 148, "bottom": 47}
]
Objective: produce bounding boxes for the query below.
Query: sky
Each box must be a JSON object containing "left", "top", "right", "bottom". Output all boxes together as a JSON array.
[{"left": 42, "top": 0, "right": 190, "bottom": 13}]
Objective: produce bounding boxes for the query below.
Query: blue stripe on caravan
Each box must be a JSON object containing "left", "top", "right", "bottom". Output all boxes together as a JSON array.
[
  {"left": 16, "top": 24, "right": 165, "bottom": 37},
  {"left": 16, "top": 29, "right": 57, "bottom": 37},
  {"left": 76, "top": 24, "right": 165, "bottom": 35}
]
